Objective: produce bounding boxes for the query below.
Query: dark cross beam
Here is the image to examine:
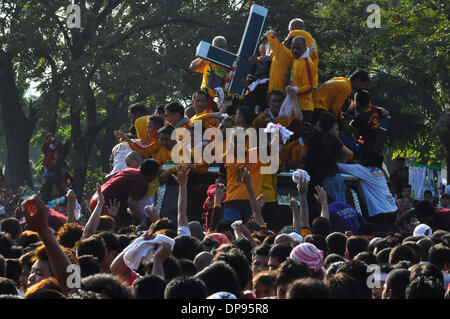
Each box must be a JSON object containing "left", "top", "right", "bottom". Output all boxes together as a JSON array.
[{"left": 195, "top": 4, "right": 268, "bottom": 96}]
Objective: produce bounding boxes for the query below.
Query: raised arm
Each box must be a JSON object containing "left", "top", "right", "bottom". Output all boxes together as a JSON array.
[
  {"left": 240, "top": 166, "right": 266, "bottom": 226},
  {"left": 80, "top": 184, "right": 105, "bottom": 240},
  {"left": 297, "top": 178, "right": 310, "bottom": 229},
  {"left": 314, "top": 186, "right": 329, "bottom": 220},
  {"left": 66, "top": 190, "right": 77, "bottom": 224},
  {"left": 171, "top": 164, "right": 190, "bottom": 231},
  {"left": 21, "top": 196, "right": 72, "bottom": 294}
]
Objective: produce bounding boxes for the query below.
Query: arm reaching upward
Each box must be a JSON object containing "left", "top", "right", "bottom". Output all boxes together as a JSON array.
[
  {"left": 240, "top": 166, "right": 266, "bottom": 226},
  {"left": 171, "top": 165, "right": 190, "bottom": 230}
]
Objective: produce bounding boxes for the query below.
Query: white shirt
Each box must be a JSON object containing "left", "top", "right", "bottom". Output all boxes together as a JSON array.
[
  {"left": 111, "top": 142, "right": 132, "bottom": 173},
  {"left": 337, "top": 164, "right": 398, "bottom": 217}
]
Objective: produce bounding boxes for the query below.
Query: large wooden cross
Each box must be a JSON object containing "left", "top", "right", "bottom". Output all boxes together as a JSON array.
[{"left": 195, "top": 4, "right": 268, "bottom": 96}]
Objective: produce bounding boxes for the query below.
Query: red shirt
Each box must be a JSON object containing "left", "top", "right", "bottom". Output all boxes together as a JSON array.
[
  {"left": 101, "top": 168, "right": 149, "bottom": 214},
  {"left": 41, "top": 141, "right": 62, "bottom": 169}
]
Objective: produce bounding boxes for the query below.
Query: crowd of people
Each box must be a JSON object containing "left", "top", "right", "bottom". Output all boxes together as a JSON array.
[{"left": 0, "top": 17, "right": 449, "bottom": 300}]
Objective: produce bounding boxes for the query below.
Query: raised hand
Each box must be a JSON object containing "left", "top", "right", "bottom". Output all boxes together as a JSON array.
[
  {"left": 144, "top": 204, "right": 159, "bottom": 223},
  {"left": 105, "top": 198, "right": 120, "bottom": 217},
  {"left": 314, "top": 186, "right": 328, "bottom": 205},
  {"left": 171, "top": 164, "right": 190, "bottom": 186},
  {"left": 214, "top": 179, "right": 227, "bottom": 203},
  {"left": 288, "top": 194, "right": 299, "bottom": 213},
  {"left": 239, "top": 166, "right": 252, "bottom": 187},
  {"left": 114, "top": 131, "right": 130, "bottom": 143},
  {"left": 96, "top": 183, "right": 105, "bottom": 206},
  {"left": 21, "top": 195, "right": 49, "bottom": 232}
]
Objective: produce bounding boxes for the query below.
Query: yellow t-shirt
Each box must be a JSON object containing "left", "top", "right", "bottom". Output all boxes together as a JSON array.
[
  {"left": 224, "top": 154, "right": 264, "bottom": 203},
  {"left": 313, "top": 77, "right": 352, "bottom": 118},
  {"left": 128, "top": 135, "right": 161, "bottom": 157},
  {"left": 134, "top": 116, "right": 151, "bottom": 142},
  {"left": 152, "top": 146, "right": 172, "bottom": 165},
  {"left": 189, "top": 109, "right": 219, "bottom": 129},
  {"left": 192, "top": 60, "right": 228, "bottom": 98},
  {"left": 267, "top": 35, "right": 294, "bottom": 96},
  {"left": 261, "top": 173, "right": 278, "bottom": 203},
  {"left": 288, "top": 30, "right": 319, "bottom": 87},
  {"left": 290, "top": 56, "right": 315, "bottom": 111}
]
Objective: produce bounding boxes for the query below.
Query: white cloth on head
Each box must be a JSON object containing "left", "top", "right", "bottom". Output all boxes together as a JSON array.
[
  {"left": 178, "top": 226, "right": 191, "bottom": 237},
  {"left": 278, "top": 86, "right": 299, "bottom": 118},
  {"left": 289, "top": 232, "right": 303, "bottom": 243},
  {"left": 122, "top": 235, "right": 175, "bottom": 270},
  {"left": 292, "top": 169, "right": 310, "bottom": 184}
]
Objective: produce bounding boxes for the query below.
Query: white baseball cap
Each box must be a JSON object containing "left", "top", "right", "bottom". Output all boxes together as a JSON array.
[{"left": 413, "top": 224, "right": 432, "bottom": 238}]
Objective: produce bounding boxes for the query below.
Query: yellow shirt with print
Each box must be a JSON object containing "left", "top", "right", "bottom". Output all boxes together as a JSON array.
[{"left": 313, "top": 77, "right": 352, "bottom": 118}]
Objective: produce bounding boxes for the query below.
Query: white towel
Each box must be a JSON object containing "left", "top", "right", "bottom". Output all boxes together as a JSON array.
[
  {"left": 231, "top": 220, "right": 242, "bottom": 231},
  {"left": 122, "top": 235, "right": 175, "bottom": 270},
  {"left": 264, "top": 122, "right": 294, "bottom": 144},
  {"left": 292, "top": 169, "right": 311, "bottom": 184}
]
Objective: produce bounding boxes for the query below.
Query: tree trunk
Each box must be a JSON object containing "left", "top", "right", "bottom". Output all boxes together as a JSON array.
[{"left": 0, "top": 50, "right": 36, "bottom": 192}]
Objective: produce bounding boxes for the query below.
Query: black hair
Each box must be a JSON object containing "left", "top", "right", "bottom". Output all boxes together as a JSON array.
[
  {"left": 26, "top": 289, "right": 66, "bottom": 299},
  {"left": 140, "top": 159, "right": 160, "bottom": 177},
  {"left": 155, "top": 104, "right": 165, "bottom": 115},
  {"left": 215, "top": 219, "right": 233, "bottom": 234},
  {"left": 361, "top": 149, "right": 384, "bottom": 169},
  {"left": 402, "top": 241, "right": 421, "bottom": 263},
  {"left": 96, "top": 232, "right": 119, "bottom": 254},
  {"left": 252, "top": 244, "right": 271, "bottom": 260},
  {"left": 376, "top": 247, "right": 392, "bottom": 264},
  {"left": 200, "top": 237, "right": 221, "bottom": 252},
  {"left": 318, "top": 112, "right": 337, "bottom": 132},
  {"left": 326, "top": 232, "right": 347, "bottom": 257},
  {"left": 213, "top": 248, "right": 252, "bottom": 292},
  {"left": 346, "top": 236, "right": 369, "bottom": 260},
  {"left": 276, "top": 259, "right": 310, "bottom": 286},
  {"left": 116, "top": 234, "right": 135, "bottom": 254},
  {"left": 173, "top": 235, "right": 202, "bottom": 261},
  {"left": 158, "top": 125, "right": 175, "bottom": 136},
  {"left": 236, "top": 104, "right": 257, "bottom": 126},
  {"left": 128, "top": 103, "right": 148, "bottom": 115},
  {"left": 5, "top": 258, "right": 22, "bottom": 282},
  {"left": 336, "top": 260, "right": 371, "bottom": 298},
  {"left": 178, "top": 259, "right": 197, "bottom": 277},
  {"left": 311, "top": 217, "right": 332, "bottom": 237},
  {"left": 431, "top": 230, "right": 447, "bottom": 245},
  {"left": 388, "top": 244, "right": 416, "bottom": 265},
  {"left": 429, "top": 244, "right": 450, "bottom": 270},
  {"left": 409, "top": 263, "right": 444, "bottom": 286},
  {"left": 77, "top": 237, "right": 106, "bottom": 264},
  {"left": 164, "top": 276, "right": 206, "bottom": 299},
  {"left": 414, "top": 200, "right": 435, "bottom": 219},
  {"left": 147, "top": 115, "right": 165, "bottom": 128},
  {"left": 349, "top": 69, "right": 370, "bottom": 83},
  {"left": 268, "top": 243, "right": 292, "bottom": 265},
  {"left": 81, "top": 274, "right": 134, "bottom": 299},
  {"left": 304, "top": 234, "right": 328, "bottom": 255},
  {"left": 327, "top": 272, "right": 363, "bottom": 299},
  {"left": 385, "top": 269, "right": 410, "bottom": 299},
  {"left": 405, "top": 276, "right": 444, "bottom": 299},
  {"left": 165, "top": 102, "right": 185, "bottom": 117},
  {"left": 192, "top": 90, "right": 209, "bottom": 101},
  {"left": 78, "top": 255, "right": 101, "bottom": 278},
  {"left": 132, "top": 274, "right": 166, "bottom": 299},
  {"left": 355, "top": 90, "right": 370, "bottom": 108},
  {"left": 0, "top": 277, "right": 18, "bottom": 296},
  {"left": 324, "top": 254, "right": 345, "bottom": 269},
  {"left": 56, "top": 224, "right": 83, "bottom": 249},
  {"left": 195, "top": 261, "right": 241, "bottom": 297},
  {"left": 0, "top": 218, "right": 22, "bottom": 240},
  {"left": 268, "top": 90, "right": 284, "bottom": 100},
  {"left": 286, "top": 278, "right": 331, "bottom": 299},
  {"left": 231, "top": 239, "right": 253, "bottom": 263},
  {"left": 325, "top": 261, "right": 346, "bottom": 279},
  {"left": 0, "top": 232, "right": 13, "bottom": 258},
  {"left": 354, "top": 251, "right": 378, "bottom": 266}
]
